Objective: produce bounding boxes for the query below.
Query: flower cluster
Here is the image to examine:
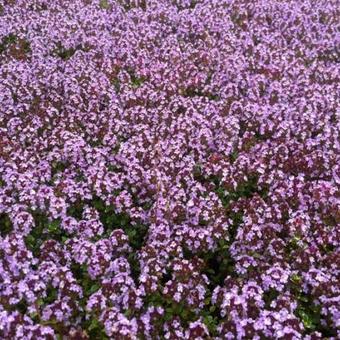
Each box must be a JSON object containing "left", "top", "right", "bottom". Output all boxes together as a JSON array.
[{"left": 0, "top": 0, "right": 339, "bottom": 338}]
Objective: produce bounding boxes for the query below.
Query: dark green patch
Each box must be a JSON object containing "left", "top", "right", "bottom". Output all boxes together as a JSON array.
[
  {"left": 67, "top": 200, "right": 85, "bottom": 220},
  {"left": 228, "top": 211, "right": 243, "bottom": 242},
  {"left": 193, "top": 163, "right": 204, "bottom": 182},
  {"left": 215, "top": 175, "right": 268, "bottom": 208},
  {"left": 0, "top": 33, "right": 31, "bottom": 59},
  {"left": 201, "top": 312, "right": 219, "bottom": 337},
  {"left": 263, "top": 288, "right": 280, "bottom": 309},
  {"left": 43, "top": 285, "right": 59, "bottom": 305},
  {"left": 285, "top": 236, "right": 303, "bottom": 256},
  {"left": 143, "top": 281, "right": 220, "bottom": 336},
  {"left": 51, "top": 160, "right": 69, "bottom": 177},
  {"left": 290, "top": 278, "right": 336, "bottom": 337},
  {"left": 127, "top": 252, "right": 141, "bottom": 283},
  {"left": 145, "top": 292, "right": 197, "bottom": 328},
  {"left": 83, "top": 317, "right": 109, "bottom": 339},
  {"left": 85, "top": 197, "right": 149, "bottom": 282},
  {"left": 14, "top": 300, "right": 28, "bottom": 314},
  {"left": 181, "top": 86, "right": 220, "bottom": 101},
  {"left": 295, "top": 295, "right": 332, "bottom": 336},
  {"left": 52, "top": 42, "right": 88, "bottom": 60},
  {"left": 229, "top": 151, "right": 238, "bottom": 164},
  {"left": 24, "top": 211, "right": 65, "bottom": 256},
  {"left": 0, "top": 33, "right": 17, "bottom": 54},
  {"left": 90, "top": 197, "right": 148, "bottom": 246},
  {"left": 70, "top": 263, "right": 100, "bottom": 300},
  {"left": 0, "top": 213, "right": 12, "bottom": 237},
  {"left": 127, "top": 69, "right": 146, "bottom": 89},
  {"left": 184, "top": 239, "right": 236, "bottom": 288}
]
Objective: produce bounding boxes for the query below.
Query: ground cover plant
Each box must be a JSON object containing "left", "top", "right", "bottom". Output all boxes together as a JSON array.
[{"left": 0, "top": 0, "right": 339, "bottom": 338}]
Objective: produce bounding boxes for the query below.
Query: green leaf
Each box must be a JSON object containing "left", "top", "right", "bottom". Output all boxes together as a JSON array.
[
  {"left": 36, "top": 298, "right": 44, "bottom": 306},
  {"left": 124, "top": 309, "right": 132, "bottom": 317},
  {"left": 88, "top": 284, "right": 100, "bottom": 295},
  {"left": 229, "top": 151, "right": 238, "bottom": 163},
  {"left": 164, "top": 312, "right": 172, "bottom": 321},
  {"left": 93, "top": 199, "right": 105, "bottom": 211},
  {"left": 43, "top": 285, "right": 58, "bottom": 305},
  {"left": 29, "top": 311, "right": 39, "bottom": 322},
  {"left": 99, "top": 0, "right": 110, "bottom": 9},
  {"left": 88, "top": 318, "right": 101, "bottom": 331},
  {"left": 0, "top": 213, "right": 13, "bottom": 237},
  {"left": 298, "top": 294, "right": 309, "bottom": 303},
  {"left": 290, "top": 273, "right": 301, "bottom": 284},
  {"left": 128, "top": 229, "right": 137, "bottom": 237},
  {"left": 298, "top": 310, "right": 316, "bottom": 330},
  {"left": 204, "top": 297, "right": 211, "bottom": 305},
  {"left": 48, "top": 220, "right": 60, "bottom": 232},
  {"left": 25, "top": 235, "right": 35, "bottom": 247}
]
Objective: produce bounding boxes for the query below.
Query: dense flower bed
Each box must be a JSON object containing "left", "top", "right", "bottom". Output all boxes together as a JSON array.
[{"left": 0, "top": 0, "right": 339, "bottom": 338}]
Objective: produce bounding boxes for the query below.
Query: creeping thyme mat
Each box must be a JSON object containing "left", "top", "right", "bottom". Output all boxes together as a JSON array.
[{"left": 0, "top": 0, "right": 339, "bottom": 339}]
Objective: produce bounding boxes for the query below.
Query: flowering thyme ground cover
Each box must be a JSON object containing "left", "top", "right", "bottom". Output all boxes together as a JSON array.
[{"left": 0, "top": 0, "right": 339, "bottom": 339}]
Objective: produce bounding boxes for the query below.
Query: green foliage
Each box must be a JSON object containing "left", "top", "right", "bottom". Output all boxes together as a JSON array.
[
  {"left": 91, "top": 197, "right": 129, "bottom": 234},
  {"left": 215, "top": 175, "right": 268, "bottom": 208},
  {"left": 202, "top": 313, "right": 219, "bottom": 336},
  {"left": 117, "top": 0, "right": 146, "bottom": 11},
  {"left": 24, "top": 211, "right": 65, "bottom": 256},
  {"left": 14, "top": 300, "right": 28, "bottom": 314},
  {"left": 84, "top": 317, "right": 109, "bottom": 339},
  {"left": 143, "top": 284, "right": 221, "bottom": 336},
  {"left": 71, "top": 263, "right": 100, "bottom": 299},
  {"left": 0, "top": 33, "right": 31, "bottom": 56},
  {"left": 0, "top": 213, "right": 12, "bottom": 237},
  {"left": 263, "top": 289, "right": 280, "bottom": 309},
  {"left": 51, "top": 160, "right": 69, "bottom": 177},
  {"left": 224, "top": 211, "right": 243, "bottom": 245},
  {"left": 43, "top": 285, "right": 59, "bottom": 305},
  {"left": 90, "top": 197, "right": 148, "bottom": 248},
  {"left": 181, "top": 86, "right": 220, "bottom": 100},
  {"left": 192, "top": 163, "right": 205, "bottom": 183},
  {"left": 99, "top": 0, "right": 110, "bottom": 10},
  {"left": 294, "top": 292, "right": 326, "bottom": 335},
  {"left": 184, "top": 239, "right": 235, "bottom": 288},
  {"left": 144, "top": 292, "right": 197, "bottom": 328},
  {"left": 164, "top": 303, "right": 197, "bottom": 324},
  {"left": 289, "top": 275, "right": 336, "bottom": 337},
  {"left": 67, "top": 264, "right": 106, "bottom": 338},
  {"left": 81, "top": 197, "right": 148, "bottom": 282},
  {"left": 126, "top": 68, "right": 146, "bottom": 88},
  {"left": 297, "top": 308, "right": 321, "bottom": 331},
  {"left": 67, "top": 200, "right": 85, "bottom": 220},
  {"left": 52, "top": 42, "right": 87, "bottom": 60},
  {"left": 0, "top": 33, "right": 17, "bottom": 54},
  {"left": 285, "top": 236, "right": 305, "bottom": 258},
  {"left": 229, "top": 150, "right": 238, "bottom": 163}
]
